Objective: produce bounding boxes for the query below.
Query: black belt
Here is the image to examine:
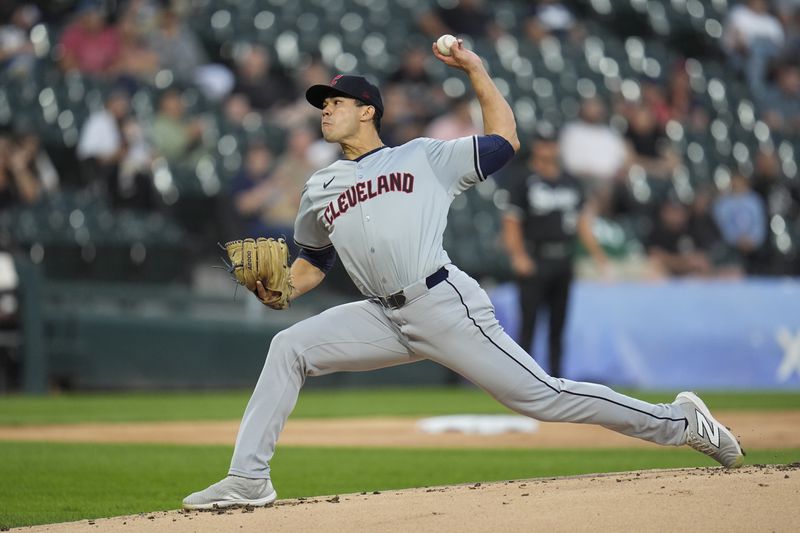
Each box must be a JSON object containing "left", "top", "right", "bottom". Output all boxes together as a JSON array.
[{"left": 375, "top": 267, "right": 449, "bottom": 309}]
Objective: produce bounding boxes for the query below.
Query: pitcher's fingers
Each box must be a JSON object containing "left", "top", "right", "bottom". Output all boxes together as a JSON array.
[{"left": 256, "top": 280, "right": 268, "bottom": 299}]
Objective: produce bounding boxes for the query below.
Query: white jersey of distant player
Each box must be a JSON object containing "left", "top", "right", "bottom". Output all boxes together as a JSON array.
[{"left": 294, "top": 136, "right": 488, "bottom": 297}]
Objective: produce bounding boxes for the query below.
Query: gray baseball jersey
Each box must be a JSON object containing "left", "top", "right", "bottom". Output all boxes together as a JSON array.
[
  {"left": 293, "top": 137, "right": 483, "bottom": 297},
  {"left": 226, "top": 135, "right": 690, "bottom": 480}
]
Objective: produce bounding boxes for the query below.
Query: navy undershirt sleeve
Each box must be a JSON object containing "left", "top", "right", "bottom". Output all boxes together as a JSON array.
[
  {"left": 297, "top": 246, "right": 337, "bottom": 274},
  {"left": 476, "top": 134, "right": 515, "bottom": 177}
]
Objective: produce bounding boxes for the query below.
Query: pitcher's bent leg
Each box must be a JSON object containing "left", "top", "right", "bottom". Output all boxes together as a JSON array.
[
  {"left": 228, "top": 300, "right": 417, "bottom": 479},
  {"left": 401, "top": 267, "right": 688, "bottom": 447}
]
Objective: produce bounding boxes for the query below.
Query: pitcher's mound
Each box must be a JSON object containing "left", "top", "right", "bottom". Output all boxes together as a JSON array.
[{"left": 20, "top": 464, "right": 800, "bottom": 533}]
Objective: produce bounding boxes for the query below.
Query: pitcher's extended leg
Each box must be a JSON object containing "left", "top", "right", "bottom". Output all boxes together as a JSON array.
[
  {"left": 228, "top": 300, "right": 417, "bottom": 479},
  {"left": 399, "top": 267, "right": 687, "bottom": 446}
]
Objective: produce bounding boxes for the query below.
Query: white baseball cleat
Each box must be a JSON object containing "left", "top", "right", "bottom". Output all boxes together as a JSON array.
[
  {"left": 182, "top": 475, "right": 277, "bottom": 510},
  {"left": 675, "top": 391, "right": 745, "bottom": 468}
]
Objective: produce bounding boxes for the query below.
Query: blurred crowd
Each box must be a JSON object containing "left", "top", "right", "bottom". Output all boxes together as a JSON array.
[{"left": 0, "top": 0, "right": 799, "bottom": 281}]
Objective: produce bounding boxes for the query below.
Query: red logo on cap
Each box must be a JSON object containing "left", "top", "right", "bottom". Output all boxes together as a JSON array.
[
  {"left": 331, "top": 74, "right": 343, "bottom": 86},
  {"left": 362, "top": 90, "right": 370, "bottom": 100}
]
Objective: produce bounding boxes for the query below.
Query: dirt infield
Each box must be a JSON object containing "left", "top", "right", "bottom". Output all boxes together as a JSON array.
[
  {"left": 1, "top": 410, "right": 798, "bottom": 449},
  {"left": 18, "top": 465, "right": 800, "bottom": 532}
]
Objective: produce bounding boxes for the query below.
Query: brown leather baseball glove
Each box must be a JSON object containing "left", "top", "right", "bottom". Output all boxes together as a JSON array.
[{"left": 224, "top": 237, "right": 292, "bottom": 309}]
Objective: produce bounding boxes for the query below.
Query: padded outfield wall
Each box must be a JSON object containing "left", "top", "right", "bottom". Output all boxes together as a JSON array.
[
  {"left": 490, "top": 279, "right": 800, "bottom": 390},
  {"left": 16, "top": 255, "right": 800, "bottom": 391}
]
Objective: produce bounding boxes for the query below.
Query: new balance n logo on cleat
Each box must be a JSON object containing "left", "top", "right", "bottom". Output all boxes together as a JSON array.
[{"left": 695, "top": 410, "right": 720, "bottom": 448}]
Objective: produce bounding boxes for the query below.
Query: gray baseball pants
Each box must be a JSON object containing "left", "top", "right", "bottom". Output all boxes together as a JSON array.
[{"left": 228, "top": 265, "right": 688, "bottom": 479}]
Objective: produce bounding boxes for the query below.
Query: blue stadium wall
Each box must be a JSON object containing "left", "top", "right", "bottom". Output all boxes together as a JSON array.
[{"left": 490, "top": 279, "right": 800, "bottom": 390}]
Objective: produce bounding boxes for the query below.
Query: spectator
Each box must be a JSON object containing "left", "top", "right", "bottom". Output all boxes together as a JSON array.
[
  {"left": 118, "top": 116, "right": 154, "bottom": 207},
  {"left": 149, "top": 6, "right": 203, "bottom": 75},
  {"left": 296, "top": 57, "right": 333, "bottom": 88},
  {"left": 665, "top": 62, "right": 699, "bottom": 124},
  {"left": 384, "top": 115, "right": 427, "bottom": 148},
  {"left": 218, "top": 92, "right": 290, "bottom": 166},
  {"left": 748, "top": 50, "right": 800, "bottom": 133},
  {"left": 386, "top": 47, "right": 445, "bottom": 117},
  {"left": 502, "top": 135, "right": 607, "bottom": 377},
  {"left": 77, "top": 89, "right": 129, "bottom": 193},
  {"left": 647, "top": 196, "right": 713, "bottom": 277},
  {"left": 273, "top": 57, "right": 332, "bottom": 128},
  {"left": 15, "top": 132, "right": 58, "bottom": 195},
  {"left": 266, "top": 126, "right": 320, "bottom": 248},
  {"left": 687, "top": 186, "right": 724, "bottom": 254},
  {"left": 687, "top": 186, "right": 742, "bottom": 276},
  {"left": 219, "top": 92, "right": 253, "bottom": 137},
  {"left": 114, "top": 10, "right": 159, "bottom": 84},
  {"left": 713, "top": 172, "right": 769, "bottom": 274},
  {"left": 623, "top": 102, "right": 681, "bottom": 179},
  {"left": 723, "top": 0, "right": 784, "bottom": 73},
  {"left": 58, "top": 0, "right": 121, "bottom": 76},
  {"left": 424, "top": 95, "right": 480, "bottom": 140},
  {"left": 783, "top": 5, "right": 800, "bottom": 52},
  {"left": 0, "top": 3, "right": 39, "bottom": 78},
  {"left": 559, "top": 97, "right": 629, "bottom": 183},
  {"left": 0, "top": 134, "right": 48, "bottom": 207},
  {"left": 268, "top": 62, "right": 341, "bottom": 164},
  {"left": 231, "top": 142, "right": 298, "bottom": 247},
  {"left": 417, "top": 0, "right": 504, "bottom": 41},
  {"left": 232, "top": 44, "right": 295, "bottom": 111},
  {"left": 77, "top": 89, "right": 153, "bottom": 206},
  {"left": 149, "top": 88, "right": 209, "bottom": 168},
  {"left": 523, "top": 0, "right": 583, "bottom": 44},
  {"left": 121, "top": 0, "right": 161, "bottom": 35},
  {"left": 776, "top": 0, "right": 800, "bottom": 23},
  {"left": 640, "top": 79, "right": 672, "bottom": 128},
  {"left": 388, "top": 47, "right": 432, "bottom": 86},
  {"left": 751, "top": 148, "right": 798, "bottom": 274},
  {"left": 149, "top": 8, "right": 234, "bottom": 100},
  {"left": 373, "top": 84, "right": 412, "bottom": 146},
  {"left": 752, "top": 148, "right": 798, "bottom": 223},
  {"left": 270, "top": 126, "right": 318, "bottom": 192},
  {"left": 666, "top": 63, "right": 691, "bottom": 118}
]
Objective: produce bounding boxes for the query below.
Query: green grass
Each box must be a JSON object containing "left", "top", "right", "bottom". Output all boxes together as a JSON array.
[
  {"left": 0, "top": 388, "right": 798, "bottom": 425},
  {"left": 1, "top": 440, "right": 798, "bottom": 529},
  {"left": 1, "top": 387, "right": 797, "bottom": 528}
]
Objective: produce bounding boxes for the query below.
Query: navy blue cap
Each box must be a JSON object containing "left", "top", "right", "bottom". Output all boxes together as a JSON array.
[{"left": 305, "top": 75, "right": 384, "bottom": 118}]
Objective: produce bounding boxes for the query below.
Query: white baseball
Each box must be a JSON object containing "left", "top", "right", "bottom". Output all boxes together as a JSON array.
[{"left": 436, "top": 34, "right": 457, "bottom": 56}]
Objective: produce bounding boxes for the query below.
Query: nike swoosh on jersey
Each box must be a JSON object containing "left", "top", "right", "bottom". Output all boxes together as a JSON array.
[{"left": 323, "top": 176, "right": 336, "bottom": 189}]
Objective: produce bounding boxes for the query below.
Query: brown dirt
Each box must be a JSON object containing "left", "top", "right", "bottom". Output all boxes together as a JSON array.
[
  {"left": 0, "top": 410, "right": 798, "bottom": 449},
  {"left": 16, "top": 465, "right": 800, "bottom": 533}
]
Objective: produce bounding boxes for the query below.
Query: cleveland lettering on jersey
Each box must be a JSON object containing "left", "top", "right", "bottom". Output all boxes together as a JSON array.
[{"left": 323, "top": 172, "right": 415, "bottom": 226}]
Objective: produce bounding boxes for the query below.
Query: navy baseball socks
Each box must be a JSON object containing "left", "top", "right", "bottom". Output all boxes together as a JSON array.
[
  {"left": 182, "top": 475, "right": 277, "bottom": 510},
  {"left": 675, "top": 391, "right": 745, "bottom": 468}
]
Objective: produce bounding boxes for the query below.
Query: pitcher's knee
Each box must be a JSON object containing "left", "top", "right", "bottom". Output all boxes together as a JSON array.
[
  {"left": 268, "top": 329, "right": 297, "bottom": 353},
  {"left": 271, "top": 326, "right": 312, "bottom": 353},
  {"left": 265, "top": 328, "right": 308, "bottom": 372}
]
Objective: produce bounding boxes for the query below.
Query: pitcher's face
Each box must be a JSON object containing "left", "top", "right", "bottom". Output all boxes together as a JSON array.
[{"left": 320, "top": 96, "right": 362, "bottom": 143}]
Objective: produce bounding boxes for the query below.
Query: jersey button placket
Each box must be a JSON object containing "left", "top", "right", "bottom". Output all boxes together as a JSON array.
[
  {"left": 363, "top": 207, "right": 377, "bottom": 256},
  {"left": 356, "top": 164, "right": 380, "bottom": 292}
]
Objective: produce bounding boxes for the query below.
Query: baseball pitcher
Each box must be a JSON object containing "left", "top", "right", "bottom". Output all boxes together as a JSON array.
[{"left": 183, "top": 39, "right": 743, "bottom": 509}]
